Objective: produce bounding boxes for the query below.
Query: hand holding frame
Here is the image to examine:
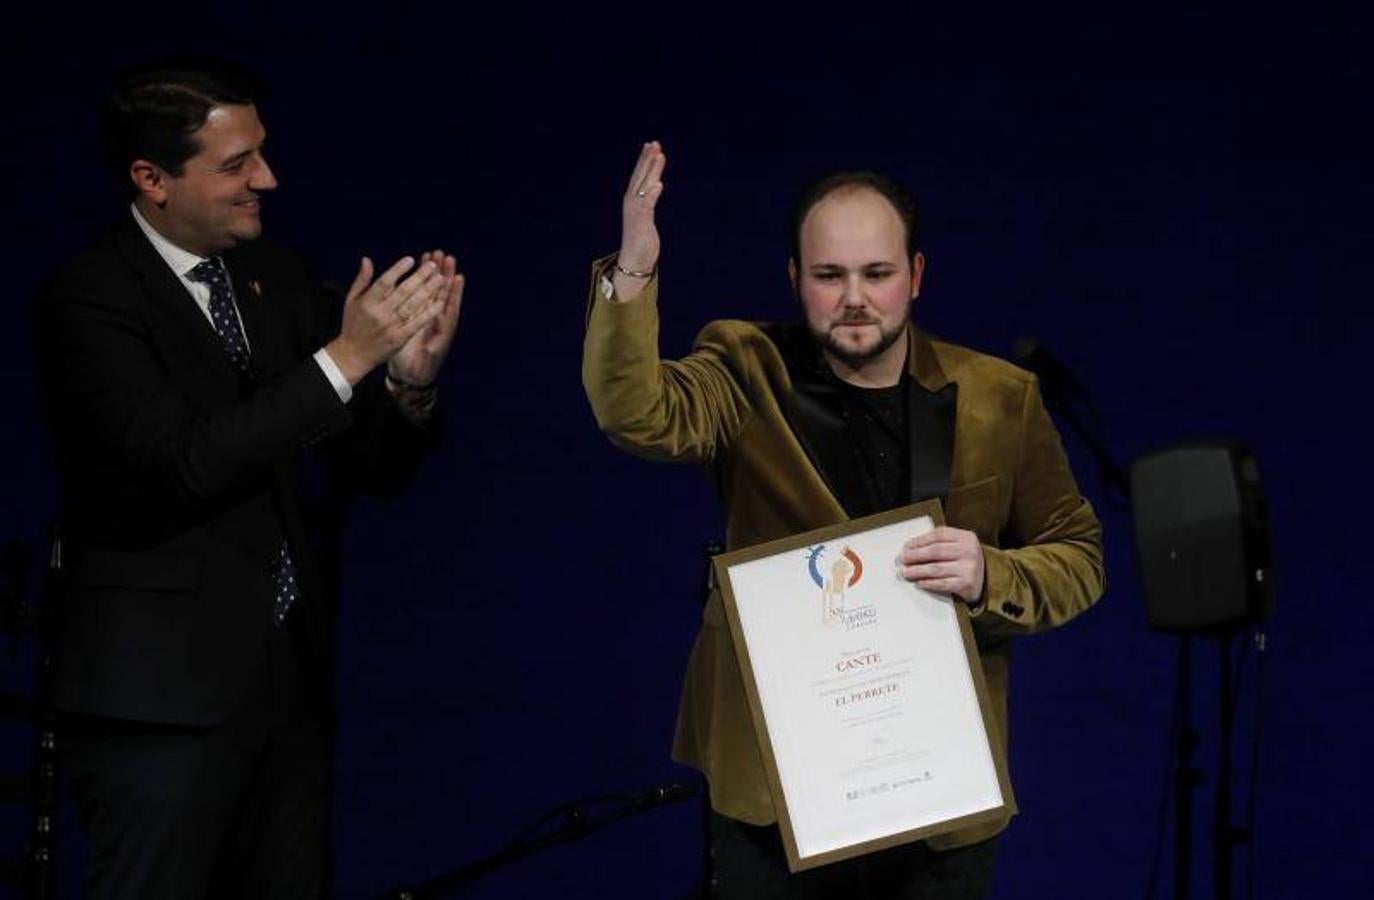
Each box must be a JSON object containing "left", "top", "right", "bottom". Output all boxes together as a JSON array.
[{"left": 898, "top": 526, "right": 987, "bottom": 606}]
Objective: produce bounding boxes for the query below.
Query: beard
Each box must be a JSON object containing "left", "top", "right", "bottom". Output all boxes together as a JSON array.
[{"left": 810, "top": 314, "right": 908, "bottom": 369}]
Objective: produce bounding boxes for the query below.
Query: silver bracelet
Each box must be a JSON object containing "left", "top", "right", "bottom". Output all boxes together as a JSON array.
[{"left": 614, "top": 259, "right": 656, "bottom": 279}]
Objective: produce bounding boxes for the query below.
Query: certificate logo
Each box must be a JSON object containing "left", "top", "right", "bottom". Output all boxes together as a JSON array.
[{"left": 806, "top": 544, "right": 864, "bottom": 625}]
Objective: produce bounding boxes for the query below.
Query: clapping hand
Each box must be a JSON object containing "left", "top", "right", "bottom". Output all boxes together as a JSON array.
[
  {"left": 327, "top": 255, "right": 453, "bottom": 385},
  {"left": 387, "top": 249, "right": 464, "bottom": 387}
]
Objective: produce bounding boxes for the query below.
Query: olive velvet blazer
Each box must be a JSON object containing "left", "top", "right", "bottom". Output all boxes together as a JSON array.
[{"left": 582, "top": 256, "right": 1104, "bottom": 849}]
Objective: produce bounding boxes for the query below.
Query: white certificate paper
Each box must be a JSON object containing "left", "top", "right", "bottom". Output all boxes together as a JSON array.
[{"left": 715, "top": 501, "right": 1013, "bottom": 871}]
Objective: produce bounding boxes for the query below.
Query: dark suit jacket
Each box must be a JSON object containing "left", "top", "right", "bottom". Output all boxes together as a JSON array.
[
  {"left": 39, "top": 217, "right": 437, "bottom": 728},
  {"left": 582, "top": 255, "right": 1105, "bottom": 849}
]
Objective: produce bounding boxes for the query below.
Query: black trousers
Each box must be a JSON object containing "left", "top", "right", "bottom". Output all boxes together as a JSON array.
[
  {"left": 709, "top": 811, "right": 998, "bottom": 900},
  {"left": 62, "top": 624, "right": 330, "bottom": 900}
]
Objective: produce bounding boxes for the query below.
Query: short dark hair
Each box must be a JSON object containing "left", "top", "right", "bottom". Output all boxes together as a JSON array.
[
  {"left": 101, "top": 58, "right": 262, "bottom": 185},
  {"left": 788, "top": 170, "right": 921, "bottom": 262}
]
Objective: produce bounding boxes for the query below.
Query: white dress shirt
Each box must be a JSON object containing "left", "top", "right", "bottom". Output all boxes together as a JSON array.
[{"left": 130, "top": 203, "right": 352, "bottom": 403}]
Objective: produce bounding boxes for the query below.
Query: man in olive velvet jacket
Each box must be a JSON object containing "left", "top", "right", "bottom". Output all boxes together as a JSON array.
[
  {"left": 39, "top": 61, "right": 463, "bottom": 898},
  {"left": 582, "top": 143, "right": 1104, "bottom": 898}
]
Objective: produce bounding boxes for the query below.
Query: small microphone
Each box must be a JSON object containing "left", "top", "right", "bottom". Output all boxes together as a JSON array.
[{"left": 1012, "top": 337, "right": 1087, "bottom": 404}]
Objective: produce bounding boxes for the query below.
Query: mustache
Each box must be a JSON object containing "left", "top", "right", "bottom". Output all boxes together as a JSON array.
[{"left": 833, "top": 314, "right": 880, "bottom": 326}]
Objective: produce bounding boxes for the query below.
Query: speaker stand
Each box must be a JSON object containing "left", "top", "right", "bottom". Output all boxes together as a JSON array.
[
  {"left": 1167, "top": 628, "right": 1253, "bottom": 900},
  {"left": 1172, "top": 635, "right": 1198, "bottom": 900}
]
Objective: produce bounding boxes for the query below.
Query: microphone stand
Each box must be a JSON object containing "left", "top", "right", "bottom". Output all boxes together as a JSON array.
[
  {"left": 382, "top": 783, "right": 697, "bottom": 899},
  {"left": 386, "top": 544, "right": 722, "bottom": 900},
  {"left": 1013, "top": 337, "right": 1130, "bottom": 505}
]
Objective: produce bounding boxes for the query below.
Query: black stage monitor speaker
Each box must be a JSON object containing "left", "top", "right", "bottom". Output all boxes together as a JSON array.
[{"left": 1131, "top": 443, "right": 1273, "bottom": 632}]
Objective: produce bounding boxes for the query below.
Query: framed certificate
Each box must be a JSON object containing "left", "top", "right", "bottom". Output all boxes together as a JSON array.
[{"left": 713, "top": 500, "right": 1015, "bottom": 872}]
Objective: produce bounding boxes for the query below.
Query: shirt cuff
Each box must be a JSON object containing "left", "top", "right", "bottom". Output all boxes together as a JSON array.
[{"left": 313, "top": 348, "right": 353, "bottom": 404}]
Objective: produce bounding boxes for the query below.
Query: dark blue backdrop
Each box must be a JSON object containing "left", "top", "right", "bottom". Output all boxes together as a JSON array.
[{"left": 3, "top": 3, "right": 1371, "bottom": 897}]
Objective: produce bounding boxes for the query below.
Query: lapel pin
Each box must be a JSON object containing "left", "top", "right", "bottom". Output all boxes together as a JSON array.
[{"left": 250, "top": 280, "right": 262, "bottom": 298}]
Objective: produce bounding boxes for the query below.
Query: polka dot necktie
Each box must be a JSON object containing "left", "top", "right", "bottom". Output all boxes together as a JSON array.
[
  {"left": 188, "top": 258, "right": 251, "bottom": 376},
  {"left": 189, "top": 258, "right": 299, "bottom": 625},
  {"left": 270, "top": 542, "right": 300, "bottom": 627}
]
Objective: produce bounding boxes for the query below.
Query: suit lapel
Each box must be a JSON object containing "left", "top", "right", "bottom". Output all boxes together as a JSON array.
[
  {"left": 764, "top": 322, "right": 959, "bottom": 517},
  {"left": 761, "top": 323, "right": 876, "bottom": 518},
  {"left": 787, "top": 381, "right": 877, "bottom": 519},
  {"left": 113, "top": 220, "right": 240, "bottom": 389},
  {"left": 222, "top": 250, "right": 324, "bottom": 640},
  {"left": 224, "top": 249, "right": 288, "bottom": 381},
  {"left": 907, "top": 328, "right": 957, "bottom": 504}
]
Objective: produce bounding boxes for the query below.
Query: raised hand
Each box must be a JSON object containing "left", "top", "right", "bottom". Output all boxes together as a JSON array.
[
  {"left": 611, "top": 141, "right": 666, "bottom": 302},
  {"left": 325, "top": 255, "right": 449, "bottom": 385},
  {"left": 388, "top": 249, "right": 464, "bottom": 388}
]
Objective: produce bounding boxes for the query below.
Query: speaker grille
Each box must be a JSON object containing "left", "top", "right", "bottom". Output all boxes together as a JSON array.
[{"left": 1131, "top": 444, "right": 1271, "bottom": 632}]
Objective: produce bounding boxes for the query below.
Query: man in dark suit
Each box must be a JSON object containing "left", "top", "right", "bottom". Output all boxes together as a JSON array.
[{"left": 38, "top": 60, "right": 463, "bottom": 898}]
